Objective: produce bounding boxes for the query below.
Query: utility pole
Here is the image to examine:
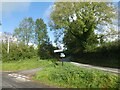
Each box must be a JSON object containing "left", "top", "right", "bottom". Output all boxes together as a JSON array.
[{"left": 7, "top": 37, "right": 9, "bottom": 54}]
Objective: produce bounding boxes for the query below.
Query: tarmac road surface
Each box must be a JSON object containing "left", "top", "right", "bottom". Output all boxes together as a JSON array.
[{"left": 1, "top": 72, "right": 53, "bottom": 89}]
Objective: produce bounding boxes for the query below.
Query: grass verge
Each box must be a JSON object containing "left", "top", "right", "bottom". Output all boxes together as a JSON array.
[
  {"left": 2, "top": 59, "right": 120, "bottom": 88},
  {"left": 2, "top": 58, "right": 52, "bottom": 71},
  {"left": 34, "top": 62, "right": 120, "bottom": 88}
]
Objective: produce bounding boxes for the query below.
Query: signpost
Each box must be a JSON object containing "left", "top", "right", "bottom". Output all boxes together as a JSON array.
[
  {"left": 54, "top": 49, "right": 63, "bottom": 53},
  {"left": 54, "top": 49, "right": 65, "bottom": 66}
]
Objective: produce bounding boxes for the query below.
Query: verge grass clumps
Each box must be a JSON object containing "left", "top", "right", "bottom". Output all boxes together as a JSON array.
[
  {"left": 2, "top": 58, "right": 52, "bottom": 71},
  {"left": 34, "top": 62, "right": 119, "bottom": 88}
]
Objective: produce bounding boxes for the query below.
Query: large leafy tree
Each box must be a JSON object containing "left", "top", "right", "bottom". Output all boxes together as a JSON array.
[
  {"left": 49, "top": 2, "right": 116, "bottom": 54},
  {"left": 35, "top": 18, "right": 54, "bottom": 59},
  {"left": 14, "top": 17, "right": 34, "bottom": 45},
  {"left": 38, "top": 42, "right": 56, "bottom": 59},
  {"left": 35, "top": 18, "right": 49, "bottom": 45}
]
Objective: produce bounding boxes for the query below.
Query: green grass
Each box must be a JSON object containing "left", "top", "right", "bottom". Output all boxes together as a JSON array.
[
  {"left": 0, "top": 61, "right": 2, "bottom": 70},
  {"left": 2, "top": 58, "right": 52, "bottom": 71},
  {"left": 2, "top": 59, "right": 120, "bottom": 88},
  {"left": 34, "top": 62, "right": 120, "bottom": 88}
]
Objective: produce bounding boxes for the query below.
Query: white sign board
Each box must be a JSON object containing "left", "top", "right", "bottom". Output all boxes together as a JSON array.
[{"left": 54, "top": 49, "right": 63, "bottom": 53}]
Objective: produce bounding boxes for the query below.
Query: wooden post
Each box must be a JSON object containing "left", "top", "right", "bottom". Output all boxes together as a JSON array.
[
  {"left": 7, "top": 37, "right": 9, "bottom": 54},
  {"left": 62, "top": 59, "right": 63, "bottom": 66}
]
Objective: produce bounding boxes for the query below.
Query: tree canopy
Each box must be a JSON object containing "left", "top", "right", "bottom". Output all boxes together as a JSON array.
[
  {"left": 35, "top": 18, "right": 49, "bottom": 45},
  {"left": 49, "top": 2, "right": 117, "bottom": 54},
  {"left": 14, "top": 17, "right": 34, "bottom": 45}
]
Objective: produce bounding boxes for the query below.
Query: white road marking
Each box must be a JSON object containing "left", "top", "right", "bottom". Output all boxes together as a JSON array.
[
  {"left": 22, "top": 76, "right": 29, "bottom": 79},
  {"left": 18, "top": 75, "right": 22, "bottom": 77},
  {"left": 8, "top": 73, "right": 30, "bottom": 82},
  {"left": 8, "top": 74, "right": 12, "bottom": 76}
]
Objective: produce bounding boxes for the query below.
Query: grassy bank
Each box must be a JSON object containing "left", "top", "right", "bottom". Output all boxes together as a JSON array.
[
  {"left": 2, "top": 58, "right": 52, "bottom": 71},
  {"left": 2, "top": 59, "right": 120, "bottom": 88},
  {"left": 34, "top": 62, "right": 120, "bottom": 88}
]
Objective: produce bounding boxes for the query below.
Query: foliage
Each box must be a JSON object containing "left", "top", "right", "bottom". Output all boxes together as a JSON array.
[
  {"left": 72, "top": 39, "right": 120, "bottom": 68},
  {"left": 49, "top": 2, "right": 116, "bottom": 54},
  {"left": 97, "top": 40, "right": 120, "bottom": 53},
  {"left": 14, "top": 17, "right": 34, "bottom": 45},
  {"left": 34, "top": 62, "right": 119, "bottom": 88},
  {"left": 38, "top": 42, "right": 56, "bottom": 59},
  {"left": 35, "top": 18, "right": 49, "bottom": 45},
  {"left": 2, "top": 42, "right": 37, "bottom": 62}
]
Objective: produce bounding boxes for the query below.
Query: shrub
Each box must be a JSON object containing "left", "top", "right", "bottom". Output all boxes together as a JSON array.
[{"left": 2, "top": 42, "right": 37, "bottom": 62}]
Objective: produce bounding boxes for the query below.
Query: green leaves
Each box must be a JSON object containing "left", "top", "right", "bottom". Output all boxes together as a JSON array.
[
  {"left": 50, "top": 2, "right": 117, "bottom": 54},
  {"left": 2, "top": 42, "right": 37, "bottom": 62},
  {"left": 14, "top": 17, "right": 34, "bottom": 45},
  {"left": 35, "top": 18, "right": 49, "bottom": 45},
  {"left": 37, "top": 42, "right": 56, "bottom": 59}
]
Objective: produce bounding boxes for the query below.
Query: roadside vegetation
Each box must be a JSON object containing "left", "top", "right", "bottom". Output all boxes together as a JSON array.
[
  {"left": 2, "top": 58, "right": 52, "bottom": 71},
  {"left": 34, "top": 62, "right": 120, "bottom": 88},
  {"left": 3, "top": 59, "right": 120, "bottom": 88},
  {"left": 1, "top": 2, "right": 120, "bottom": 89},
  {"left": 71, "top": 40, "right": 120, "bottom": 68}
]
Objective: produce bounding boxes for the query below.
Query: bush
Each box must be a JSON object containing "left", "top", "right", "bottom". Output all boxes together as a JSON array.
[{"left": 2, "top": 42, "right": 37, "bottom": 62}]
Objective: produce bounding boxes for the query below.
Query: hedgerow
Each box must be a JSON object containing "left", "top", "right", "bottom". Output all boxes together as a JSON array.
[{"left": 2, "top": 42, "right": 37, "bottom": 62}]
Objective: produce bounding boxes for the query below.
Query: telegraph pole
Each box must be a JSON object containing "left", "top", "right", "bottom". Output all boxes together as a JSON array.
[{"left": 7, "top": 37, "right": 9, "bottom": 54}]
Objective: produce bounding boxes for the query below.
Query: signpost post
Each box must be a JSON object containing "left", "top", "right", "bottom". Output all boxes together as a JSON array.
[
  {"left": 60, "top": 53, "right": 65, "bottom": 66},
  {"left": 54, "top": 49, "right": 65, "bottom": 66}
]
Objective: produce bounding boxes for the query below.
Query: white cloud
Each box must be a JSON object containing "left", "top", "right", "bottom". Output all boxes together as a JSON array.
[
  {"left": 2, "top": 2, "right": 31, "bottom": 17},
  {"left": 1, "top": 0, "right": 32, "bottom": 2},
  {"left": 43, "top": 4, "right": 53, "bottom": 22},
  {"left": 1, "top": 0, "right": 55, "bottom": 2},
  {"left": 1, "top": 0, "right": 116, "bottom": 2},
  {"left": 0, "top": 3, "right": 2, "bottom": 18}
]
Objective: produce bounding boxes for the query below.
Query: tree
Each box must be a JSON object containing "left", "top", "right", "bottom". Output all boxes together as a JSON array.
[
  {"left": 14, "top": 17, "right": 34, "bottom": 45},
  {"left": 35, "top": 18, "right": 49, "bottom": 45},
  {"left": 49, "top": 2, "right": 117, "bottom": 54},
  {"left": 38, "top": 42, "right": 56, "bottom": 59}
]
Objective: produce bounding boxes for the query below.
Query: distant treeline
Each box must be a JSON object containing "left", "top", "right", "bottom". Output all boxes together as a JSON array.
[{"left": 2, "top": 41, "right": 58, "bottom": 62}]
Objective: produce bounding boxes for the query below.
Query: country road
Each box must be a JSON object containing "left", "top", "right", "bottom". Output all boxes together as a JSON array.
[
  {"left": 1, "top": 72, "right": 54, "bottom": 89},
  {"left": 1, "top": 61, "right": 119, "bottom": 89}
]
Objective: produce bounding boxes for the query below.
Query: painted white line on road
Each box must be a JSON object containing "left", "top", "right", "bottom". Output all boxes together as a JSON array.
[
  {"left": 18, "top": 75, "right": 22, "bottom": 77},
  {"left": 8, "top": 73, "right": 30, "bottom": 82},
  {"left": 8, "top": 74, "right": 12, "bottom": 76},
  {"left": 16, "top": 77, "right": 26, "bottom": 81},
  {"left": 22, "top": 76, "right": 29, "bottom": 79}
]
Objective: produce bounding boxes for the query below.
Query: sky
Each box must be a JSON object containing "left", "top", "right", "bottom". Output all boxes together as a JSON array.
[
  {"left": 1, "top": 2, "right": 55, "bottom": 43},
  {"left": 0, "top": 0, "right": 120, "bottom": 45}
]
